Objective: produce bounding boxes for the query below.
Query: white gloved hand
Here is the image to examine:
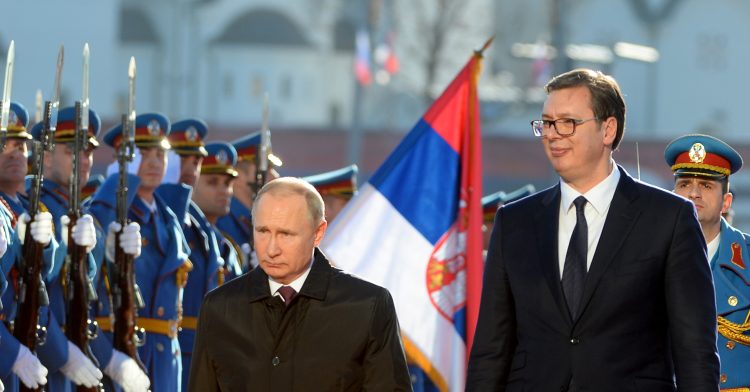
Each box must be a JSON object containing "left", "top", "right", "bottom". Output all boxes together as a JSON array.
[
  {"left": 0, "top": 375, "right": 4, "bottom": 392},
  {"left": 71, "top": 214, "right": 97, "bottom": 252},
  {"left": 106, "top": 222, "right": 142, "bottom": 261},
  {"left": 59, "top": 341, "right": 103, "bottom": 387},
  {"left": 17, "top": 212, "right": 53, "bottom": 246},
  {"left": 104, "top": 350, "right": 150, "bottom": 392},
  {"left": 11, "top": 344, "right": 48, "bottom": 389}
]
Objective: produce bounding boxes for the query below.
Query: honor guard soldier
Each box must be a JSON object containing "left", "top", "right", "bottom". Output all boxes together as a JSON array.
[
  {"left": 302, "top": 164, "right": 358, "bottom": 223},
  {"left": 31, "top": 106, "right": 104, "bottom": 390},
  {"left": 90, "top": 113, "right": 189, "bottom": 392},
  {"left": 182, "top": 141, "right": 242, "bottom": 389},
  {"left": 665, "top": 134, "right": 750, "bottom": 391},
  {"left": 0, "top": 102, "right": 61, "bottom": 391},
  {"left": 155, "top": 120, "right": 240, "bottom": 390},
  {"left": 216, "top": 132, "right": 282, "bottom": 271}
]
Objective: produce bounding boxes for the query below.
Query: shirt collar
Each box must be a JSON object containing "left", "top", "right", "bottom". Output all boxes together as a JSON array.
[
  {"left": 560, "top": 160, "right": 620, "bottom": 215},
  {"left": 268, "top": 254, "right": 314, "bottom": 296}
]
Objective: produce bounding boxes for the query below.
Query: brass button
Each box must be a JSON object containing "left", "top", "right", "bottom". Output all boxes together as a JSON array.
[
  {"left": 142, "top": 238, "right": 149, "bottom": 247},
  {"left": 156, "top": 343, "right": 164, "bottom": 352},
  {"left": 157, "top": 306, "right": 165, "bottom": 317},
  {"left": 720, "top": 373, "right": 727, "bottom": 384},
  {"left": 728, "top": 296, "right": 739, "bottom": 307},
  {"left": 726, "top": 341, "right": 736, "bottom": 350}
]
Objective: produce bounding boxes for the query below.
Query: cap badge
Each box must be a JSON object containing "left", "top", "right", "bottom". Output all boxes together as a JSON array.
[
  {"left": 147, "top": 119, "right": 161, "bottom": 136},
  {"left": 185, "top": 126, "right": 198, "bottom": 142},
  {"left": 8, "top": 111, "right": 17, "bottom": 126},
  {"left": 689, "top": 142, "right": 706, "bottom": 164},
  {"left": 216, "top": 149, "right": 228, "bottom": 165}
]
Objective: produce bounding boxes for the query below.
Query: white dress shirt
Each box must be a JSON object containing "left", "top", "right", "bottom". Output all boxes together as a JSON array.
[
  {"left": 558, "top": 161, "right": 620, "bottom": 278},
  {"left": 706, "top": 233, "right": 720, "bottom": 263},
  {"left": 268, "top": 255, "right": 314, "bottom": 302}
]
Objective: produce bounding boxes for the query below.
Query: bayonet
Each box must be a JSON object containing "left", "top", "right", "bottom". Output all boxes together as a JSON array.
[
  {"left": 35, "top": 89, "right": 43, "bottom": 124},
  {"left": 259, "top": 93, "right": 270, "bottom": 173},
  {"left": 1, "top": 40, "right": 15, "bottom": 150},
  {"left": 81, "top": 43, "right": 89, "bottom": 136}
]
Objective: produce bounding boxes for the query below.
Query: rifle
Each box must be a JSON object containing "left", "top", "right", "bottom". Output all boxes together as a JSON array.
[
  {"left": 110, "top": 57, "right": 146, "bottom": 370},
  {"left": 252, "top": 93, "right": 272, "bottom": 197},
  {"left": 13, "top": 43, "right": 62, "bottom": 392},
  {"left": 64, "top": 45, "right": 102, "bottom": 392}
]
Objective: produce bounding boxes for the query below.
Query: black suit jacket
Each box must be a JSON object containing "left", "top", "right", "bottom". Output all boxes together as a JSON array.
[
  {"left": 466, "top": 167, "right": 720, "bottom": 392},
  {"left": 188, "top": 248, "right": 412, "bottom": 392}
]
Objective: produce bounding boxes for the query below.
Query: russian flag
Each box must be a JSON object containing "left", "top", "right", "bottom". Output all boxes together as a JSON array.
[
  {"left": 354, "top": 28, "right": 372, "bottom": 85},
  {"left": 322, "top": 47, "right": 486, "bottom": 391}
]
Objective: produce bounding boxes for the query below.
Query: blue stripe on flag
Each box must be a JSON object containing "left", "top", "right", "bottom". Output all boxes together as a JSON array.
[
  {"left": 369, "top": 118, "right": 459, "bottom": 245},
  {"left": 452, "top": 306, "right": 466, "bottom": 342}
]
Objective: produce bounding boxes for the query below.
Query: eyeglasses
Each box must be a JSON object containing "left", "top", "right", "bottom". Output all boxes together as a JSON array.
[{"left": 530, "top": 117, "right": 599, "bottom": 137}]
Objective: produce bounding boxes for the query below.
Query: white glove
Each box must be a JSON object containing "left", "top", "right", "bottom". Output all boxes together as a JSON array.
[
  {"left": 11, "top": 344, "right": 48, "bottom": 389},
  {"left": 59, "top": 341, "right": 103, "bottom": 387},
  {"left": 0, "top": 375, "right": 5, "bottom": 392},
  {"left": 17, "top": 212, "right": 53, "bottom": 246},
  {"left": 104, "top": 349, "right": 150, "bottom": 392},
  {"left": 0, "top": 223, "right": 7, "bottom": 259},
  {"left": 71, "top": 215, "right": 97, "bottom": 252},
  {"left": 106, "top": 222, "right": 142, "bottom": 261}
]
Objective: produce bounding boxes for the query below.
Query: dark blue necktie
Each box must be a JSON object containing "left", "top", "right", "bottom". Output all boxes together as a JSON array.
[{"left": 562, "top": 196, "right": 588, "bottom": 320}]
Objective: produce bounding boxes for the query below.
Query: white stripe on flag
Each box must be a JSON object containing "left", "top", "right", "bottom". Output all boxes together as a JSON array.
[{"left": 322, "top": 183, "right": 466, "bottom": 390}]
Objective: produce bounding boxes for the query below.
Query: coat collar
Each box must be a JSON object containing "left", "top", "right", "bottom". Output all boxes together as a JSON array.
[{"left": 247, "top": 248, "right": 331, "bottom": 303}]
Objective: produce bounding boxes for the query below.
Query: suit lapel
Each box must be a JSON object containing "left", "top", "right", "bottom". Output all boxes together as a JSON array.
[
  {"left": 577, "top": 167, "right": 641, "bottom": 319},
  {"left": 533, "top": 185, "right": 571, "bottom": 323}
]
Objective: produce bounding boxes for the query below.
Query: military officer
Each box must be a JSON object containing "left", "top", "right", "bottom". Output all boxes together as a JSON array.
[
  {"left": 90, "top": 113, "right": 188, "bottom": 391},
  {"left": 0, "top": 102, "right": 57, "bottom": 390},
  {"left": 31, "top": 106, "right": 105, "bottom": 390},
  {"left": 154, "top": 120, "right": 240, "bottom": 390},
  {"left": 216, "top": 132, "right": 281, "bottom": 271},
  {"left": 665, "top": 134, "right": 750, "bottom": 391},
  {"left": 302, "top": 164, "right": 358, "bottom": 223}
]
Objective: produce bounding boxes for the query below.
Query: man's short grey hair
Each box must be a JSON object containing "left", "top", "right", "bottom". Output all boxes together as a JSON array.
[{"left": 252, "top": 177, "right": 326, "bottom": 226}]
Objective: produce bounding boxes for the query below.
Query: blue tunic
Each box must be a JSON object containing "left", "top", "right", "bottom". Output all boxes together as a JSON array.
[
  {"left": 711, "top": 218, "right": 750, "bottom": 390},
  {"left": 89, "top": 173, "right": 190, "bottom": 392},
  {"left": 37, "top": 180, "right": 104, "bottom": 392},
  {"left": 0, "top": 192, "right": 62, "bottom": 391}
]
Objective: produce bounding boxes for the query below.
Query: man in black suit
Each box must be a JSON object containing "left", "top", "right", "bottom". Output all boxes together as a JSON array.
[
  {"left": 466, "top": 69, "right": 720, "bottom": 391},
  {"left": 188, "top": 177, "right": 412, "bottom": 391}
]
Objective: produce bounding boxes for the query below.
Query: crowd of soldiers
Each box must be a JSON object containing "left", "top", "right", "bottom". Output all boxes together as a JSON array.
[{"left": 0, "top": 98, "right": 362, "bottom": 392}]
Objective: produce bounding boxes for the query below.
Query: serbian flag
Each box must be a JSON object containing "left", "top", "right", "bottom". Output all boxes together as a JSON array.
[{"left": 322, "top": 42, "right": 489, "bottom": 391}]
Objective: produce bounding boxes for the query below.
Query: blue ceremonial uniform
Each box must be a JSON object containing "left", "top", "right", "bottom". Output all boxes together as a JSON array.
[
  {"left": 665, "top": 134, "right": 749, "bottom": 390},
  {"left": 216, "top": 197, "right": 252, "bottom": 271},
  {"left": 94, "top": 113, "right": 191, "bottom": 391},
  {"left": 159, "top": 125, "right": 243, "bottom": 391},
  {"left": 37, "top": 180, "right": 104, "bottom": 392},
  {"left": 712, "top": 218, "right": 750, "bottom": 389}
]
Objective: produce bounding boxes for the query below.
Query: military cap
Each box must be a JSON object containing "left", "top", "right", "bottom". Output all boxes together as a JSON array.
[
  {"left": 5, "top": 101, "right": 31, "bottom": 139},
  {"left": 168, "top": 118, "right": 208, "bottom": 157},
  {"left": 32, "top": 106, "right": 101, "bottom": 147},
  {"left": 482, "top": 190, "right": 506, "bottom": 223},
  {"left": 103, "top": 113, "right": 171, "bottom": 150},
  {"left": 664, "top": 134, "right": 743, "bottom": 178},
  {"left": 231, "top": 132, "right": 283, "bottom": 167},
  {"left": 201, "top": 142, "right": 238, "bottom": 177},
  {"left": 81, "top": 174, "right": 105, "bottom": 200},
  {"left": 303, "top": 165, "right": 358, "bottom": 199}
]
